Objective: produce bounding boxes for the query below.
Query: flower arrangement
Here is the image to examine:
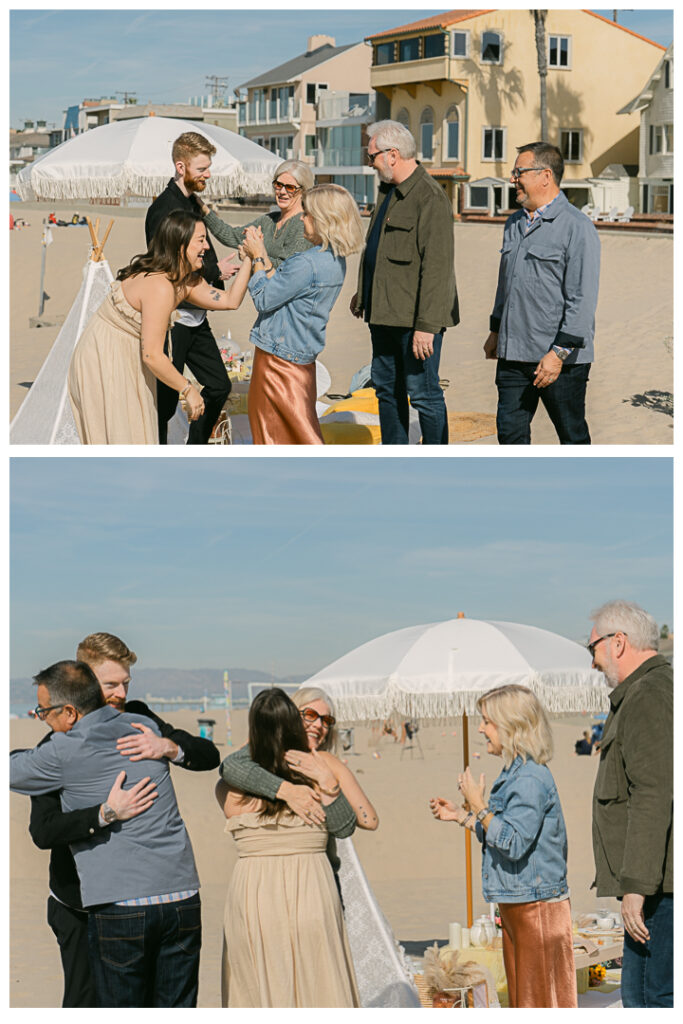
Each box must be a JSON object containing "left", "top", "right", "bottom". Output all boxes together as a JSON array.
[{"left": 589, "top": 963, "right": 607, "bottom": 986}]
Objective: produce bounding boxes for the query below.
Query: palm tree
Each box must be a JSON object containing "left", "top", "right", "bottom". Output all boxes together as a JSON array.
[{"left": 532, "top": 10, "right": 548, "bottom": 141}]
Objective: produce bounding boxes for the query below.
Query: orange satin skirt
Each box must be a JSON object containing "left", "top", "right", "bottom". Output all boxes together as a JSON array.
[
  {"left": 248, "top": 347, "right": 323, "bottom": 445},
  {"left": 499, "top": 899, "right": 577, "bottom": 1008}
]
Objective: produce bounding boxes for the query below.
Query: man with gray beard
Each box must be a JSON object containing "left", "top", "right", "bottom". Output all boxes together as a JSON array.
[{"left": 588, "top": 600, "right": 672, "bottom": 1007}]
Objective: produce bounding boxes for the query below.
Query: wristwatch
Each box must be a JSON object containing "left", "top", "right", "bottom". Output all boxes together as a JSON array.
[
  {"left": 101, "top": 802, "right": 118, "bottom": 825},
  {"left": 476, "top": 807, "right": 490, "bottom": 823},
  {"left": 552, "top": 345, "right": 570, "bottom": 361}
]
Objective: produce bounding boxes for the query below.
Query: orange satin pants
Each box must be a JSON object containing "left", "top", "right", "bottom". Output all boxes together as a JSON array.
[{"left": 499, "top": 898, "right": 577, "bottom": 1007}]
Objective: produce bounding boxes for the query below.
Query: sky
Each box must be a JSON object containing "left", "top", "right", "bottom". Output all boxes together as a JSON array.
[
  {"left": 10, "top": 456, "right": 672, "bottom": 679},
  {"left": 10, "top": 7, "right": 674, "bottom": 130}
]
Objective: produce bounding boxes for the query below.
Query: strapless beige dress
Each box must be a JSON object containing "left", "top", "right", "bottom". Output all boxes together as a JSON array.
[
  {"left": 68, "top": 280, "right": 173, "bottom": 444},
  {"left": 222, "top": 811, "right": 360, "bottom": 1008}
]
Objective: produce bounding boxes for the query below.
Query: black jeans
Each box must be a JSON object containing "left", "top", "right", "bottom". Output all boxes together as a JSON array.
[
  {"left": 495, "top": 359, "right": 591, "bottom": 445},
  {"left": 47, "top": 896, "right": 97, "bottom": 1007},
  {"left": 158, "top": 319, "right": 230, "bottom": 445},
  {"left": 87, "top": 894, "right": 201, "bottom": 1007}
]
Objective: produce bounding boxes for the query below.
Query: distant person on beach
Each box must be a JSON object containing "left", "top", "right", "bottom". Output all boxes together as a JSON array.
[
  {"left": 25, "top": 633, "right": 219, "bottom": 1007},
  {"left": 239, "top": 184, "right": 364, "bottom": 444},
  {"left": 351, "top": 120, "right": 459, "bottom": 445},
  {"left": 216, "top": 687, "right": 360, "bottom": 1007},
  {"left": 574, "top": 729, "right": 594, "bottom": 755},
  {"left": 483, "top": 142, "right": 600, "bottom": 445},
  {"left": 146, "top": 131, "right": 240, "bottom": 444},
  {"left": 195, "top": 158, "right": 314, "bottom": 269},
  {"left": 220, "top": 686, "right": 418, "bottom": 1006},
  {"left": 11, "top": 660, "right": 202, "bottom": 1007},
  {"left": 68, "top": 209, "right": 253, "bottom": 444},
  {"left": 430, "top": 685, "right": 576, "bottom": 1007},
  {"left": 588, "top": 600, "right": 673, "bottom": 1007}
]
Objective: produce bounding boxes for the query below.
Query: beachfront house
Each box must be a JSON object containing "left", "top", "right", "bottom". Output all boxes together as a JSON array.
[
  {"left": 617, "top": 43, "right": 673, "bottom": 214},
  {"left": 9, "top": 120, "right": 61, "bottom": 184},
  {"left": 366, "top": 9, "right": 666, "bottom": 216},
  {"left": 235, "top": 35, "right": 371, "bottom": 176}
]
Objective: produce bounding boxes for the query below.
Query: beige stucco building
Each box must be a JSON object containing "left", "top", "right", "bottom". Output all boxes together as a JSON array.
[{"left": 367, "top": 9, "right": 666, "bottom": 215}]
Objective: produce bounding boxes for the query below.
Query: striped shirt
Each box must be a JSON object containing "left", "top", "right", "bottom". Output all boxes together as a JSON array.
[
  {"left": 115, "top": 889, "right": 198, "bottom": 907},
  {"left": 524, "top": 192, "right": 560, "bottom": 232}
]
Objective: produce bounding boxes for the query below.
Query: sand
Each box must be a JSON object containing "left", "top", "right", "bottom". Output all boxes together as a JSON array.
[
  {"left": 10, "top": 707, "right": 619, "bottom": 1008},
  {"left": 10, "top": 202, "right": 673, "bottom": 444}
]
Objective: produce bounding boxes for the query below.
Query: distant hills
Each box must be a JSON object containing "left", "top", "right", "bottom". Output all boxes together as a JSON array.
[{"left": 10, "top": 667, "right": 312, "bottom": 714}]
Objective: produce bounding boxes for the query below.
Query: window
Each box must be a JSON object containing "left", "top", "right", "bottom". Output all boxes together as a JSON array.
[
  {"left": 549, "top": 35, "right": 571, "bottom": 68},
  {"left": 424, "top": 34, "right": 445, "bottom": 58},
  {"left": 560, "top": 129, "right": 582, "bottom": 163},
  {"left": 399, "top": 37, "right": 420, "bottom": 62},
  {"left": 446, "top": 106, "right": 459, "bottom": 160},
  {"left": 469, "top": 186, "right": 489, "bottom": 209},
  {"left": 395, "top": 107, "right": 411, "bottom": 130},
  {"left": 664, "top": 59, "right": 671, "bottom": 89},
  {"left": 650, "top": 124, "right": 674, "bottom": 155},
  {"left": 453, "top": 31, "right": 469, "bottom": 57},
  {"left": 481, "top": 31, "right": 502, "bottom": 64},
  {"left": 420, "top": 108, "right": 434, "bottom": 160},
  {"left": 482, "top": 127, "right": 505, "bottom": 161},
  {"left": 306, "top": 84, "right": 316, "bottom": 104},
  {"left": 375, "top": 42, "right": 395, "bottom": 65},
  {"left": 305, "top": 134, "right": 316, "bottom": 156}
]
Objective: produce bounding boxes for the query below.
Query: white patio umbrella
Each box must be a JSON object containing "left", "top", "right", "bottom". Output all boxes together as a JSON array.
[
  {"left": 304, "top": 615, "right": 608, "bottom": 925},
  {"left": 16, "top": 116, "right": 280, "bottom": 201}
]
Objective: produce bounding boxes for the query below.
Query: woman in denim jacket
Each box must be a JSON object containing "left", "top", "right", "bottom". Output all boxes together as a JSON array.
[
  {"left": 241, "top": 184, "right": 364, "bottom": 444},
  {"left": 430, "top": 685, "right": 576, "bottom": 1007}
]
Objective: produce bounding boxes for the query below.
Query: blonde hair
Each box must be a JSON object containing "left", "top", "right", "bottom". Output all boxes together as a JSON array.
[
  {"left": 476, "top": 685, "right": 553, "bottom": 767},
  {"left": 302, "top": 184, "right": 364, "bottom": 258},
  {"left": 274, "top": 159, "right": 315, "bottom": 192},
  {"left": 172, "top": 131, "right": 216, "bottom": 166},
  {"left": 77, "top": 632, "right": 137, "bottom": 669},
  {"left": 291, "top": 686, "right": 338, "bottom": 753}
]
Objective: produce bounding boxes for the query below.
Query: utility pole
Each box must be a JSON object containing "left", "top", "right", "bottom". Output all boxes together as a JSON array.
[
  {"left": 205, "top": 75, "right": 230, "bottom": 107},
  {"left": 116, "top": 91, "right": 137, "bottom": 105}
]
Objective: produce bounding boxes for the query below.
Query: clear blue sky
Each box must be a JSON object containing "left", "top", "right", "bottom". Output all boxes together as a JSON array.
[
  {"left": 10, "top": 8, "right": 673, "bottom": 129},
  {"left": 10, "top": 457, "right": 672, "bottom": 678}
]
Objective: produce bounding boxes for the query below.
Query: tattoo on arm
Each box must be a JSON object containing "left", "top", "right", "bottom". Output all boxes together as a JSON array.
[{"left": 209, "top": 288, "right": 221, "bottom": 301}]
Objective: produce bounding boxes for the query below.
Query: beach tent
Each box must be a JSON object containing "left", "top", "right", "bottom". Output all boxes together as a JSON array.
[
  {"left": 303, "top": 615, "right": 608, "bottom": 926},
  {"left": 15, "top": 116, "right": 280, "bottom": 201}
]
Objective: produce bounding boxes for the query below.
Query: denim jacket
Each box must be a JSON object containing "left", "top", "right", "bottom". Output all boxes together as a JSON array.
[
  {"left": 248, "top": 246, "right": 346, "bottom": 364},
  {"left": 476, "top": 755, "right": 569, "bottom": 903}
]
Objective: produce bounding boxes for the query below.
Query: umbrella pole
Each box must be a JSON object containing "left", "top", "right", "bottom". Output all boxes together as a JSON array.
[{"left": 462, "top": 711, "right": 473, "bottom": 928}]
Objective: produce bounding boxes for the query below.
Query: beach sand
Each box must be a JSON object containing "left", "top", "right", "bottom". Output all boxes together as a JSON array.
[
  {"left": 10, "top": 708, "right": 619, "bottom": 1008},
  {"left": 10, "top": 203, "right": 673, "bottom": 444}
]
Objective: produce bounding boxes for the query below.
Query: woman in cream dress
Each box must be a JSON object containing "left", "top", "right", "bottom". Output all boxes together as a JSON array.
[
  {"left": 68, "top": 210, "right": 251, "bottom": 444},
  {"left": 216, "top": 688, "right": 360, "bottom": 1008}
]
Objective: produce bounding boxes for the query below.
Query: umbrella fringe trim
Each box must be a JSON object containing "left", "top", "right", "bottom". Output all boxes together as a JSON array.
[{"left": 16, "top": 168, "right": 278, "bottom": 202}]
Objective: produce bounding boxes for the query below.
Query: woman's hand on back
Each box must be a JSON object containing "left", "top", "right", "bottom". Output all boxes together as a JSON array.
[{"left": 284, "top": 749, "right": 337, "bottom": 791}]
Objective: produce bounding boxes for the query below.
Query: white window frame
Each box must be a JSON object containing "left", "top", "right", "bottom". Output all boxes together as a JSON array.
[
  {"left": 548, "top": 34, "right": 572, "bottom": 70},
  {"left": 481, "top": 126, "right": 506, "bottom": 162},
  {"left": 560, "top": 128, "right": 583, "bottom": 163},
  {"left": 420, "top": 107, "right": 434, "bottom": 161},
  {"left": 466, "top": 184, "right": 491, "bottom": 210},
  {"left": 650, "top": 124, "right": 673, "bottom": 155},
  {"left": 452, "top": 29, "right": 470, "bottom": 58},
  {"left": 480, "top": 30, "right": 503, "bottom": 66}
]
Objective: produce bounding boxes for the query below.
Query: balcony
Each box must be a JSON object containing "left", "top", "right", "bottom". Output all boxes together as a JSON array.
[
  {"left": 371, "top": 55, "right": 465, "bottom": 92},
  {"left": 240, "top": 98, "right": 301, "bottom": 128},
  {"left": 316, "top": 93, "right": 376, "bottom": 125},
  {"left": 315, "top": 147, "right": 366, "bottom": 168}
]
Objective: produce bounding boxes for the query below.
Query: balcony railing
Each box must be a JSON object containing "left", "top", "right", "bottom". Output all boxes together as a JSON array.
[
  {"left": 240, "top": 98, "right": 301, "bottom": 127},
  {"left": 315, "top": 147, "right": 366, "bottom": 168}
]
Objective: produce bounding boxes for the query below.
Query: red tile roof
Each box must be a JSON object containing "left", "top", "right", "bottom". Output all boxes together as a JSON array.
[
  {"left": 427, "top": 166, "right": 469, "bottom": 179},
  {"left": 366, "top": 10, "right": 493, "bottom": 41}
]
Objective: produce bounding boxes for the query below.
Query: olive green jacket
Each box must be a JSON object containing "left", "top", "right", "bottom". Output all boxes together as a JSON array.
[
  {"left": 356, "top": 164, "right": 459, "bottom": 333},
  {"left": 592, "top": 655, "right": 673, "bottom": 897}
]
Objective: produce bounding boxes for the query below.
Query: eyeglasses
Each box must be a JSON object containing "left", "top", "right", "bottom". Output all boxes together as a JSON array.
[
  {"left": 367, "top": 147, "right": 394, "bottom": 166},
  {"left": 272, "top": 180, "right": 301, "bottom": 195},
  {"left": 587, "top": 632, "right": 626, "bottom": 658},
  {"left": 30, "top": 703, "right": 67, "bottom": 721},
  {"left": 510, "top": 166, "right": 549, "bottom": 181},
  {"left": 300, "top": 707, "right": 336, "bottom": 729}
]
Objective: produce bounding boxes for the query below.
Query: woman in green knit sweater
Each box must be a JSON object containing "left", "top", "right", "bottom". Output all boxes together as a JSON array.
[{"left": 195, "top": 159, "right": 314, "bottom": 268}]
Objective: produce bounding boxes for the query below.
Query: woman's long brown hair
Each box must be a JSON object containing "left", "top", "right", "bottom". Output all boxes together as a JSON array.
[{"left": 116, "top": 209, "right": 204, "bottom": 296}]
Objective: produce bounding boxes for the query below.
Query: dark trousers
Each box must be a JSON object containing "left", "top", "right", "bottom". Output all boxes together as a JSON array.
[
  {"left": 87, "top": 894, "right": 202, "bottom": 1007},
  {"left": 47, "top": 895, "right": 97, "bottom": 1008},
  {"left": 370, "top": 324, "right": 448, "bottom": 444},
  {"left": 157, "top": 319, "right": 230, "bottom": 445},
  {"left": 495, "top": 359, "right": 591, "bottom": 445},
  {"left": 622, "top": 893, "right": 673, "bottom": 1008}
]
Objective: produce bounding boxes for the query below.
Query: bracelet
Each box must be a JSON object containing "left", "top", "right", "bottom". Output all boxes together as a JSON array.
[
  {"left": 319, "top": 784, "right": 341, "bottom": 797},
  {"left": 461, "top": 812, "right": 474, "bottom": 828},
  {"left": 179, "top": 380, "right": 192, "bottom": 399}
]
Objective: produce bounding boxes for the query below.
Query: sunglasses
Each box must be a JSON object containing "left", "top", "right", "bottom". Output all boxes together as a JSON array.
[
  {"left": 300, "top": 707, "right": 336, "bottom": 729},
  {"left": 272, "top": 180, "right": 301, "bottom": 195},
  {"left": 586, "top": 632, "right": 626, "bottom": 658}
]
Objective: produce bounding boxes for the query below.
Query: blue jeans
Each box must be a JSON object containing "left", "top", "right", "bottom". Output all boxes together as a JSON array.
[
  {"left": 621, "top": 893, "right": 673, "bottom": 1007},
  {"left": 87, "top": 894, "right": 201, "bottom": 1007},
  {"left": 370, "top": 325, "right": 448, "bottom": 444},
  {"left": 495, "top": 359, "right": 591, "bottom": 444}
]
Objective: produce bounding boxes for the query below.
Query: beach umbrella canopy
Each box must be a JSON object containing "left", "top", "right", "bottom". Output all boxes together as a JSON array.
[
  {"left": 304, "top": 617, "right": 608, "bottom": 723},
  {"left": 16, "top": 116, "right": 281, "bottom": 201}
]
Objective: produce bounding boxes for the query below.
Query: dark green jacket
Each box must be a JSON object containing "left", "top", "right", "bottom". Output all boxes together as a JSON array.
[
  {"left": 592, "top": 654, "right": 673, "bottom": 897},
  {"left": 356, "top": 164, "right": 459, "bottom": 333}
]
